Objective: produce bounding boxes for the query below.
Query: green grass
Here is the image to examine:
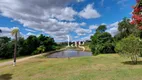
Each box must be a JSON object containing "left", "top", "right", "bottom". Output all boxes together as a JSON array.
[
  {"left": 0, "top": 58, "right": 12, "bottom": 63},
  {"left": 0, "top": 54, "right": 142, "bottom": 80}
]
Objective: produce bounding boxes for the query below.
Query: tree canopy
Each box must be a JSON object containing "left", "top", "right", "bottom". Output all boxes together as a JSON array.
[
  {"left": 96, "top": 25, "right": 107, "bottom": 33},
  {"left": 0, "top": 34, "right": 58, "bottom": 59},
  {"left": 90, "top": 25, "right": 115, "bottom": 55},
  {"left": 131, "top": 0, "right": 142, "bottom": 30}
]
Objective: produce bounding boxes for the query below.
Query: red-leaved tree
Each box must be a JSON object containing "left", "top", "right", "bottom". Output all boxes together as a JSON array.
[{"left": 131, "top": 0, "right": 142, "bottom": 30}]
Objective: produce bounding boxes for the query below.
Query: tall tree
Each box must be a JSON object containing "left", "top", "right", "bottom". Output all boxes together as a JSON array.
[
  {"left": 25, "top": 35, "right": 39, "bottom": 55},
  {"left": 0, "top": 37, "right": 13, "bottom": 59},
  {"left": 118, "top": 18, "right": 134, "bottom": 39},
  {"left": 11, "top": 29, "right": 19, "bottom": 66},
  {"left": 130, "top": 0, "right": 142, "bottom": 38},
  {"left": 96, "top": 25, "right": 107, "bottom": 33},
  {"left": 90, "top": 25, "right": 115, "bottom": 55},
  {"left": 130, "top": 0, "right": 142, "bottom": 30}
]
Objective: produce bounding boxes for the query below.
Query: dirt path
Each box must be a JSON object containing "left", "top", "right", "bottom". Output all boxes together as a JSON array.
[
  {"left": 0, "top": 48, "right": 67, "bottom": 67},
  {"left": 0, "top": 53, "right": 45, "bottom": 67}
]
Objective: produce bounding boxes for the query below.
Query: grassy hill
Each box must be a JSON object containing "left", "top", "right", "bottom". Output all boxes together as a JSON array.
[{"left": 0, "top": 54, "right": 142, "bottom": 80}]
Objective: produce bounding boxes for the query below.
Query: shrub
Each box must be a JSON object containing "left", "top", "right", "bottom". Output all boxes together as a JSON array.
[
  {"left": 115, "top": 35, "right": 142, "bottom": 64},
  {"left": 32, "top": 50, "right": 39, "bottom": 55},
  {"left": 37, "top": 45, "right": 46, "bottom": 53},
  {"left": 90, "top": 32, "right": 115, "bottom": 55}
]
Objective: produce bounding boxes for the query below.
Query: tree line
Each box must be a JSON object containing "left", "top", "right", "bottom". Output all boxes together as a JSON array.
[
  {"left": 90, "top": 17, "right": 142, "bottom": 64},
  {"left": 0, "top": 34, "right": 58, "bottom": 59}
]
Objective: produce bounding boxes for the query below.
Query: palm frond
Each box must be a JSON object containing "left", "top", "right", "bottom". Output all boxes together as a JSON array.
[{"left": 11, "top": 29, "right": 19, "bottom": 36}]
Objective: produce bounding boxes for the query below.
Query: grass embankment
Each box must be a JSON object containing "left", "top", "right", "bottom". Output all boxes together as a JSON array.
[
  {"left": 72, "top": 45, "right": 91, "bottom": 52},
  {"left": 0, "top": 54, "right": 142, "bottom": 80}
]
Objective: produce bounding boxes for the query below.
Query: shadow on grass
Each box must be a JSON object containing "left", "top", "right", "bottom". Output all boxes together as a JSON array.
[
  {"left": 0, "top": 74, "right": 12, "bottom": 80},
  {"left": 122, "top": 61, "right": 142, "bottom": 65}
]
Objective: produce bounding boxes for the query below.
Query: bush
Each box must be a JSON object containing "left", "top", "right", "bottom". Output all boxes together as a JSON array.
[
  {"left": 115, "top": 35, "right": 142, "bottom": 64},
  {"left": 101, "top": 43, "right": 115, "bottom": 53},
  {"left": 32, "top": 50, "right": 39, "bottom": 55},
  {"left": 90, "top": 32, "right": 115, "bottom": 55},
  {"left": 37, "top": 46, "right": 46, "bottom": 53},
  {"left": 0, "top": 38, "right": 14, "bottom": 59}
]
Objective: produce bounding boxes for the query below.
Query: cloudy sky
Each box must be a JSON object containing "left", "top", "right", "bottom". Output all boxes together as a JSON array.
[{"left": 0, "top": 0, "right": 135, "bottom": 42}]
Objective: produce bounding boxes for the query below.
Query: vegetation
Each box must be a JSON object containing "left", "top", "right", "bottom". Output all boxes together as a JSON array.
[
  {"left": 32, "top": 46, "right": 46, "bottom": 55},
  {"left": 0, "top": 37, "right": 13, "bottom": 59},
  {"left": 1, "top": 1, "right": 142, "bottom": 80},
  {"left": 89, "top": 15, "right": 142, "bottom": 64},
  {"left": 131, "top": 0, "right": 142, "bottom": 30},
  {"left": 0, "top": 34, "right": 58, "bottom": 59},
  {"left": 113, "top": 0, "right": 142, "bottom": 64},
  {"left": 90, "top": 25, "right": 115, "bottom": 55},
  {"left": 115, "top": 35, "right": 142, "bottom": 64},
  {"left": 83, "top": 41, "right": 91, "bottom": 51},
  {"left": 1, "top": 54, "right": 142, "bottom": 80},
  {"left": 11, "top": 29, "right": 19, "bottom": 66}
]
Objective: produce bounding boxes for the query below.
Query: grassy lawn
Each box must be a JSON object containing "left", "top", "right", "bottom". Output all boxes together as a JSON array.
[
  {"left": 0, "top": 54, "right": 142, "bottom": 80},
  {"left": 0, "top": 58, "right": 12, "bottom": 63}
]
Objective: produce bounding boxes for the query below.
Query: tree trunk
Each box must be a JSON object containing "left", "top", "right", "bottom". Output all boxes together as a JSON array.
[
  {"left": 131, "top": 55, "right": 137, "bottom": 64},
  {"left": 13, "top": 33, "right": 17, "bottom": 66}
]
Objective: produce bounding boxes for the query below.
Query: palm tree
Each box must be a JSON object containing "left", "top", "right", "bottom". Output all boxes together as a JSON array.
[{"left": 11, "top": 29, "right": 19, "bottom": 66}]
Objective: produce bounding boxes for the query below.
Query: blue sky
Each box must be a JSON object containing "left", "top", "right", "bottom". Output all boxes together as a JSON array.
[{"left": 0, "top": 0, "right": 136, "bottom": 42}]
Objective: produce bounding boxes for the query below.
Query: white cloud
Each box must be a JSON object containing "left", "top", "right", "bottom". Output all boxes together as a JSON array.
[
  {"left": 0, "top": 0, "right": 84, "bottom": 42},
  {"left": 25, "top": 28, "right": 36, "bottom": 32},
  {"left": 75, "top": 28, "right": 92, "bottom": 36},
  {"left": 81, "top": 34, "right": 93, "bottom": 41},
  {"left": 79, "top": 4, "right": 101, "bottom": 19},
  {"left": 0, "top": 27, "right": 12, "bottom": 33},
  {"left": 52, "top": 7, "right": 77, "bottom": 21},
  {"left": 75, "top": 36, "right": 79, "bottom": 38},
  {"left": 0, "top": 0, "right": 77, "bottom": 21},
  {"left": 89, "top": 25, "right": 98, "bottom": 30},
  {"left": 101, "top": 23, "right": 106, "bottom": 25},
  {"left": 0, "top": 27, "right": 19, "bottom": 33},
  {"left": 129, "top": 11, "right": 133, "bottom": 15},
  {"left": 106, "top": 21, "right": 119, "bottom": 36},
  {"left": 0, "top": 27, "right": 25, "bottom": 38},
  {"left": 106, "top": 27, "right": 118, "bottom": 37},
  {"left": 108, "top": 21, "right": 119, "bottom": 28},
  {"left": 27, "top": 32, "right": 36, "bottom": 36},
  {"left": 80, "top": 22, "right": 86, "bottom": 26},
  {"left": 0, "top": 0, "right": 103, "bottom": 42}
]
